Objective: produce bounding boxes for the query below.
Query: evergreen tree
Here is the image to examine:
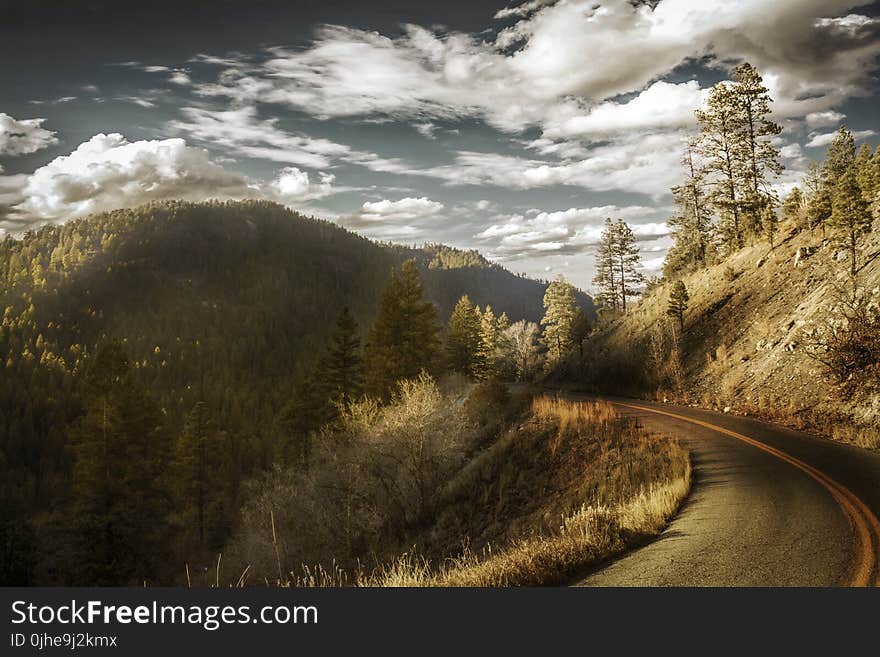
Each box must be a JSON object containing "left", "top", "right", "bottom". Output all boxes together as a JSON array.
[
  {"left": 176, "top": 401, "right": 228, "bottom": 550},
  {"left": 668, "top": 141, "right": 712, "bottom": 272},
  {"left": 855, "top": 143, "right": 879, "bottom": 211},
  {"left": 762, "top": 204, "right": 779, "bottom": 248},
  {"left": 781, "top": 187, "right": 804, "bottom": 227},
  {"left": 445, "top": 295, "right": 481, "bottom": 376},
  {"left": 823, "top": 127, "right": 856, "bottom": 188},
  {"left": 804, "top": 161, "right": 831, "bottom": 233},
  {"left": 667, "top": 281, "right": 690, "bottom": 332},
  {"left": 541, "top": 276, "right": 578, "bottom": 364},
  {"left": 64, "top": 341, "right": 172, "bottom": 585},
  {"left": 475, "top": 305, "right": 510, "bottom": 380},
  {"left": 732, "top": 63, "right": 783, "bottom": 233},
  {"left": 611, "top": 219, "right": 644, "bottom": 312},
  {"left": 364, "top": 260, "right": 439, "bottom": 399},
  {"left": 592, "top": 218, "right": 619, "bottom": 312},
  {"left": 830, "top": 166, "right": 873, "bottom": 278},
  {"left": 325, "top": 307, "right": 363, "bottom": 408},
  {"left": 696, "top": 81, "right": 749, "bottom": 248}
]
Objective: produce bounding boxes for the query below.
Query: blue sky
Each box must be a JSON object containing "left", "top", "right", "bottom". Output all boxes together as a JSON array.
[{"left": 1, "top": 0, "right": 879, "bottom": 289}]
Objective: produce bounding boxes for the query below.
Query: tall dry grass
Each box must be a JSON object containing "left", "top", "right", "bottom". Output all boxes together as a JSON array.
[{"left": 367, "top": 397, "right": 691, "bottom": 586}]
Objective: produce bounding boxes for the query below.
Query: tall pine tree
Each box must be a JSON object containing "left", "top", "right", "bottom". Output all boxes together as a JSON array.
[
  {"left": 445, "top": 295, "right": 481, "bottom": 376},
  {"left": 732, "top": 63, "right": 783, "bottom": 233},
  {"left": 830, "top": 166, "right": 872, "bottom": 278},
  {"left": 611, "top": 220, "right": 644, "bottom": 312},
  {"left": 364, "top": 260, "right": 439, "bottom": 399},
  {"left": 696, "top": 81, "right": 749, "bottom": 249},
  {"left": 592, "top": 218, "right": 619, "bottom": 312},
  {"left": 541, "top": 276, "right": 578, "bottom": 365},
  {"left": 325, "top": 307, "right": 363, "bottom": 408}
]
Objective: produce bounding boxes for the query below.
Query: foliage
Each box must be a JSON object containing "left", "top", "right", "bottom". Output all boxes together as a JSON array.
[{"left": 363, "top": 260, "right": 440, "bottom": 399}]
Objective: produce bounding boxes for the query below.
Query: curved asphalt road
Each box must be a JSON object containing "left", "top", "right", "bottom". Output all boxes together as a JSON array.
[{"left": 574, "top": 398, "right": 880, "bottom": 587}]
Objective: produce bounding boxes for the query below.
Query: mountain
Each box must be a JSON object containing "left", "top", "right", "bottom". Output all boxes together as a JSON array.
[
  {"left": 576, "top": 221, "right": 880, "bottom": 449},
  {"left": 0, "top": 200, "right": 593, "bottom": 524}
]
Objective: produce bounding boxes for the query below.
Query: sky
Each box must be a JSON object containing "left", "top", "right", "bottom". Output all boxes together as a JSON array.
[{"left": 1, "top": 0, "right": 879, "bottom": 290}]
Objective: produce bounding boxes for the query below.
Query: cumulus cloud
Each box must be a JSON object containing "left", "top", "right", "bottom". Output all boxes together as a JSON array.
[
  {"left": 0, "top": 113, "right": 58, "bottom": 157},
  {"left": 806, "top": 128, "right": 877, "bottom": 148},
  {"left": 805, "top": 110, "right": 846, "bottom": 127},
  {"left": 352, "top": 197, "right": 444, "bottom": 223},
  {"left": 337, "top": 196, "right": 446, "bottom": 241},
  {"left": 543, "top": 80, "right": 708, "bottom": 140},
  {"left": 475, "top": 205, "right": 668, "bottom": 259},
  {"left": 269, "top": 167, "right": 335, "bottom": 202},
  {"left": 193, "top": 0, "right": 880, "bottom": 137},
  {"left": 3, "top": 134, "right": 339, "bottom": 229},
  {"left": 15, "top": 134, "right": 254, "bottom": 222}
]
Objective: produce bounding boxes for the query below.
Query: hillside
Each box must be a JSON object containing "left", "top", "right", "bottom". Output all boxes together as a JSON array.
[
  {"left": 0, "top": 199, "right": 593, "bottom": 583},
  {"left": 577, "top": 219, "right": 880, "bottom": 448}
]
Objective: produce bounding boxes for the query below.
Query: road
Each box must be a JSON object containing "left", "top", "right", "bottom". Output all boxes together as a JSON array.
[{"left": 574, "top": 398, "right": 880, "bottom": 587}]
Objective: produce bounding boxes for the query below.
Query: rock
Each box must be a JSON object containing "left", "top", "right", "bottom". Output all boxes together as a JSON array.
[
  {"left": 756, "top": 256, "right": 765, "bottom": 268},
  {"left": 723, "top": 406, "right": 731, "bottom": 413}
]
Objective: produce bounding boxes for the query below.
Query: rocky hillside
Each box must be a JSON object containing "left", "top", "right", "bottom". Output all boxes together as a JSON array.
[{"left": 579, "top": 219, "right": 880, "bottom": 448}]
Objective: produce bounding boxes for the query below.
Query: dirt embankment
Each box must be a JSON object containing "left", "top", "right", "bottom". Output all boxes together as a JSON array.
[{"left": 579, "top": 221, "right": 880, "bottom": 448}]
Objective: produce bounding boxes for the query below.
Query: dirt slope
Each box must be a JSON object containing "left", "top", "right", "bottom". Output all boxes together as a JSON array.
[{"left": 580, "top": 220, "right": 880, "bottom": 448}]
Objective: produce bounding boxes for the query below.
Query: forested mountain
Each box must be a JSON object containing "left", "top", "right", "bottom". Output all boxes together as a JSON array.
[{"left": 0, "top": 199, "right": 592, "bottom": 583}]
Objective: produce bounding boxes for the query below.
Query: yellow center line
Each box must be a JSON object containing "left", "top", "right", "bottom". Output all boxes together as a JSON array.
[{"left": 614, "top": 402, "right": 880, "bottom": 587}]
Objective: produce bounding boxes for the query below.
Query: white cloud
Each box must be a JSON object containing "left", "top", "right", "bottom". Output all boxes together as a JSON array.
[
  {"left": 269, "top": 167, "right": 335, "bottom": 202},
  {"left": 543, "top": 80, "right": 708, "bottom": 140},
  {"left": 169, "top": 106, "right": 354, "bottom": 169},
  {"left": 193, "top": 1, "right": 880, "bottom": 138},
  {"left": 412, "top": 131, "right": 686, "bottom": 197},
  {"left": 16, "top": 134, "right": 254, "bottom": 222},
  {"left": 353, "top": 197, "right": 444, "bottom": 223},
  {"left": 805, "top": 110, "right": 846, "bottom": 127},
  {"left": 806, "top": 129, "right": 877, "bottom": 148},
  {"left": 495, "top": 0, "right": 557, "bottom": 20},
  {"left": 0, "top": 113, "right": 58, "bottom": 156},
  {"left": 3, "top": 133, "right": 342, "bottom": 229},
  {"left": 476, "top": 205, "right": 667, "bottom": 259}
]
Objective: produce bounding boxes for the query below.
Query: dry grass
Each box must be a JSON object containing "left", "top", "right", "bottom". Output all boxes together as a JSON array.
[
  {"left": 227, "top": 396, "right": 691, "bottom": 587},
  {"left": 364, "top": 397, "right": 691, "bottom": 586},
  {"left": 368, "top": 476, "right": 689, "bottom": 587}
]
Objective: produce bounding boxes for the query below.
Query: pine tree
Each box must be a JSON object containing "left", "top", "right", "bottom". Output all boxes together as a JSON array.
[
  {"left": 668, "top": 140, "right": 712, "bottom": 272},
  {"left": 325, "top": 307, "right": 363, "bottom": 407},
  {"left": 541, "top": 276, "right": 578, "bottom": 364},
  {"left": 855, "top": 143, "right": 879, "bottom": 211},
  {"left": 474, "top": 305, "right": 510, "bottom": 380},
  {"left": 666, "top": 280, "right": 689, "bottom": 332},
  {"left": 364, "top": 260, "right": 439, "bottom": 399},
  {"left": 823, "top": 127, "right": 856, "bottom": 188},
  {"left": 830, "top": 166, "right": 872, "bottom": 278},
  {"left": 611, "top": 219, "right": 644, "bottom": 312},
  {"left": 696, "top": 81, "right": 749, "bottom": 248},
  {"left": 804, "top": 161, "right": 831, "bottom": 233},
  {"left": 732, "top": 63, "right": 783, "bottom": 233},
  {"left": 762, "top": 203, "right": 779, "bottom": 248},
  {"left": 65, "top": 341, "right": 172, "bottom": 584},
  {"left": 176, "top": 401, "right": 228, "bottom": 549},
  {"left": 445, "top": 295, "right": 481, "bottom": 376},
  {"left": 781, "top": 187, "right": 804, "bottom": 227},
  {"left": 592, "top": 218, "right": 619, "bottom": 312}
]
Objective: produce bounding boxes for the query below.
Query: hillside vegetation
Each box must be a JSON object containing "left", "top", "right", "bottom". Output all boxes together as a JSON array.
[
  {"left": 0, "top": 200, "right": 595, "bottom": 584},
  {"left": 224, "top": 386, "right": 689, "bottom": 588},
  {"left": 580, "top": 223, "right": 880, "bottom": 447},
  {"left": 574, "top": 63, "right": 880, "bottom": 450}
]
